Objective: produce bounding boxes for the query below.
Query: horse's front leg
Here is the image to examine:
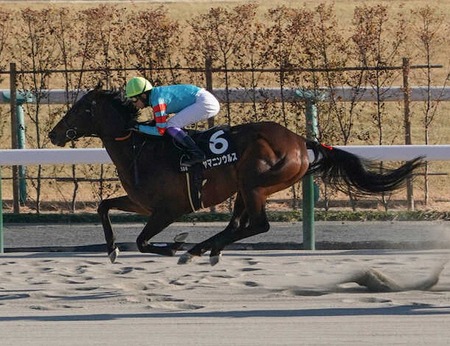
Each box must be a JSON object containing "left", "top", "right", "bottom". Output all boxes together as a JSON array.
[
  {"left": 177, "top": 219, "right": 238, "bottom": 265},
  {"left": 180, "top": 189, "right": 270, "bottom": 266},
  {"left": 136, "top": 209, "right": 187, "bottom": 257},
  {"left": 97, "top": 195, "right": 148, "bottom": 263},
  {"left": 205, "top": 208, "right": 269, "bottom": 266},
  {"left": 178, "top": 193, "right": 247, "bottom": 265}
]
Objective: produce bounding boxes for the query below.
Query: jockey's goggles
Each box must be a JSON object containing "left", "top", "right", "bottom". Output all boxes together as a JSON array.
[{"left": 129, "top": 94, "right": 145, "bottom": 103}]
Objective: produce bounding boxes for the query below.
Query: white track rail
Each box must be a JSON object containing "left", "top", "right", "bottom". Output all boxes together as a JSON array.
[{"left": 0, "top": 145, "right": 449, "bottom": 166}]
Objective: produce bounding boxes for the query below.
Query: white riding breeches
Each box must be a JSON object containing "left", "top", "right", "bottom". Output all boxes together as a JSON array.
[{"left": 166, "top": 89, "right": 220, "bottom": 129}]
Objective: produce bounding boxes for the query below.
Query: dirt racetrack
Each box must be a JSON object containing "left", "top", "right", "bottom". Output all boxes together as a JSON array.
[
  {"left": 1, "top": 221, "right": 450, "bottom": 345},
  {"left": 1, "top": 249, "right": 450, "bottom": 345}
]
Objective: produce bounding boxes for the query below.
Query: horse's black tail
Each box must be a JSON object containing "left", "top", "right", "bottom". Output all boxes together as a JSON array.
[{"left": 306, "top": 141, "right": 425, "bottom": 195}]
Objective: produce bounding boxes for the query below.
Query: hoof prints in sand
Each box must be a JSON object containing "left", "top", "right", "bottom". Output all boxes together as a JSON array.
[{"left": 0, "top": 251, "right": 449, "bottom": 313}]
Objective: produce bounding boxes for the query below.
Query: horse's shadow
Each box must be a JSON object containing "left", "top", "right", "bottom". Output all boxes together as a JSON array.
[{"left": 1, "top": 303, "right": 450, "bottom": 323}]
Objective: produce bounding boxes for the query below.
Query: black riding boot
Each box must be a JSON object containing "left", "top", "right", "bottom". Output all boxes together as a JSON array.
[{"left": 177, "top": 135, "right": 206, "bottom": 167}]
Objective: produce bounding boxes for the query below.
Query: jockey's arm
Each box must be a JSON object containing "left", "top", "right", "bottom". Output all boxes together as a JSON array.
[
  {"left": 136, "top": 123, "right": 161, "bottom": 136},
  {"left": 136, "top": 99, "right": 168, "bottom": 136},
  {"left": 151, "top": 100, "right": 168, "bottom": 135}
]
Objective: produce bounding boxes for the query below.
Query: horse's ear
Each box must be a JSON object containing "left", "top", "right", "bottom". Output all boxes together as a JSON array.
[{"left": 94, "top": 81, "right": 103, "bottom": 90}]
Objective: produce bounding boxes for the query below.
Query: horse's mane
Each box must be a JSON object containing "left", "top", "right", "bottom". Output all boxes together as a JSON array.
[{"left": 94, "top": 89, "right": 139, "bottom": 120}]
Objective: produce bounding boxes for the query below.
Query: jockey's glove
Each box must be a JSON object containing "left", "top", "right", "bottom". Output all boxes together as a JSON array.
[{"left": 127, "top": 120, "right": 156, "bottom": 131}]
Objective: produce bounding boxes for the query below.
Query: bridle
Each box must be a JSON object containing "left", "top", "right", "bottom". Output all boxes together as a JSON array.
[
  {"left": 63, "top": 100, "right": 99, "bottom": 141},
  {"left": 63, "top": 96, "right": 134, "bottom": 143}
]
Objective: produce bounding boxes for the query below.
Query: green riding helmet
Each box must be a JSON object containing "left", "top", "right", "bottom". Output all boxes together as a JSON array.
[{"left": 125, "top": 77, "right": 152, "bottom": 98}]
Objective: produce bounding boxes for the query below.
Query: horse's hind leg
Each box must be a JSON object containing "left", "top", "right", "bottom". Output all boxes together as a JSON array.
[
  {"left": 207, "top": 211, "right": 250, "bottom": 265},
  {"left": 209, "top": 207, "right": 250, "bottom": 263},
  {"left": 209, "top": 188, "right": 270, "bottom": 265},
  {"left": 98, "top": 195, "right": 148, "bottom": 263},
  {"left": 206, "top": 139, "right": 308, "bottom": 262}
]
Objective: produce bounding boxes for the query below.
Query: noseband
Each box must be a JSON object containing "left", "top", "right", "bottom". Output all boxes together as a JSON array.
[{"left": 64, "top": 124, "right": 78, "bottom": 141}]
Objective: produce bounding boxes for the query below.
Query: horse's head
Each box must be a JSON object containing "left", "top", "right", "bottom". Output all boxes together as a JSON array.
[{"left": 49, "top": 88, "right": 138, "bottom": 147}]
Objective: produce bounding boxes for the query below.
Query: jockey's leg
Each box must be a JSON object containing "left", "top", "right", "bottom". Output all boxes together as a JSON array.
[
  {"left": 166, "top": 89, "right": 219, "bottom": 167},
  {"left": 166, "top": 127, "right": 205, "bottom": 166}
]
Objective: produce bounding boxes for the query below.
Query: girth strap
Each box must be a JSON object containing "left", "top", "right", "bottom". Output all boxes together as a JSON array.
[{"left": 185, "top": 167, "right": 204, "bottom": 212}]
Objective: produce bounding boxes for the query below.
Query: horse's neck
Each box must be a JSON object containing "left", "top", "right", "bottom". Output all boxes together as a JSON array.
[
  {"left": 102, "top": 140, "right": 135, "bottom": 171},
  {"left": 102, "top": 136, "right": 159, "bottom": 168},
  {"left": 102, "top": 135, "right": 171, "bottom": 170}
]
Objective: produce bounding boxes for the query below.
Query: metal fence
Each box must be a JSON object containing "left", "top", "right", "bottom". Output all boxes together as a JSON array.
[{"left": 0, "top": 59, "right": 448, "bottom": 213}]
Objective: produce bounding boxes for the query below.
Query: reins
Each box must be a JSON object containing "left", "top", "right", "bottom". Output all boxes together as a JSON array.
[
  {"left": 125, "top": 132, "right": 147, "bottom": 188},
  {"left": 114, "top": 131, "right": 132, "bottom": 141},
  {"left": 131, "top": 133, "right": 141, "bottom": 187}
]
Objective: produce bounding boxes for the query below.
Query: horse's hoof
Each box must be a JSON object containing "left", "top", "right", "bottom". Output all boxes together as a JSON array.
[
  {"left": 174, "top": 232, "right": 189, "bottom": 243},
  {"left": 178, "top": 252, "right": 195, "bottom": 265},
  {"left": 109, "top": 247, "right": 120, "bottom": 263},
  {"left": 210, "top": 253, "right": 222, "bottom": 266}
]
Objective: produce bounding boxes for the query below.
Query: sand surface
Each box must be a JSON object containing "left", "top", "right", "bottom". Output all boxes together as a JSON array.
[{"left": 1, "top": 249, "right": 450, "bottom": 345}]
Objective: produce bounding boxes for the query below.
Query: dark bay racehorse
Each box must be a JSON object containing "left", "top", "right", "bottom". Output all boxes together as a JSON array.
[{"left": 48, "top": 88, "right": 424, "bottom": 265}]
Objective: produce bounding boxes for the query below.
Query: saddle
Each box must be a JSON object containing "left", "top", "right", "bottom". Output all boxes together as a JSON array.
[
  {"left": 131, "top": 125, "right": 239, "bottom": 212},
  {"left": 180, "top": 125, "right": 239, "bottom": 211}
]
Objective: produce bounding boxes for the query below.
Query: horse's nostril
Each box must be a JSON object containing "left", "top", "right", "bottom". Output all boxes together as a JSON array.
[{"left": 48, "top": 131, "right": 58, "bottom": 144}]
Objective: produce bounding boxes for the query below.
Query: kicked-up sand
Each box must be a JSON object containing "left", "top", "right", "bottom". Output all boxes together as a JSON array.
[{"left": 1, "top": 249, "right": 450, "bottom": 345}]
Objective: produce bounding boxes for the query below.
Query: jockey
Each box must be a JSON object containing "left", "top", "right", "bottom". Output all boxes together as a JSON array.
[{"left": 125, "top": 77, "right": 220, "bottom": 167}]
